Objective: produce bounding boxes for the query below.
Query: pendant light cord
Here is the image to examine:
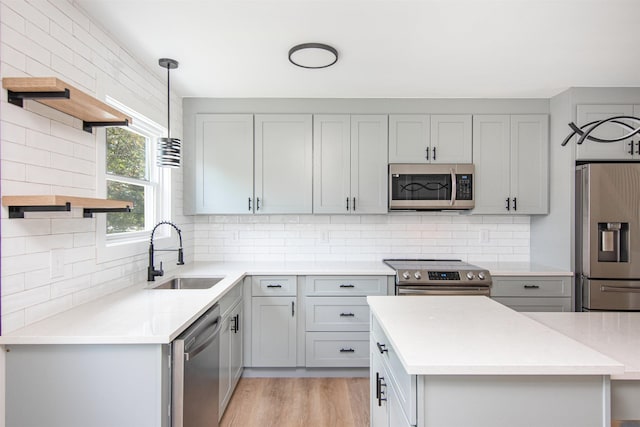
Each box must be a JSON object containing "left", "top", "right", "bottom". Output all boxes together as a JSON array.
[{"left": 166, "top": 65, "right": 171, "bottom": 138}]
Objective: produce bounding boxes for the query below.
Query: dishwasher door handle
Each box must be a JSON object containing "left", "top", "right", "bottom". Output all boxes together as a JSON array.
[{"left": 184, "top": 316, "right": 222, "bottom": 361}]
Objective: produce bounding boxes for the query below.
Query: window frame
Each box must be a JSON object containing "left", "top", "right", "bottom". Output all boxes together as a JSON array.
[{"left": 96, "top": 98, "right": 172, "bottom": 262}]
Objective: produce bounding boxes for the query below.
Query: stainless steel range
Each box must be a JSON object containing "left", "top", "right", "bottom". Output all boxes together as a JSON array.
[{"left": 383, "top": 259, "right": 492, "bottom": 296}]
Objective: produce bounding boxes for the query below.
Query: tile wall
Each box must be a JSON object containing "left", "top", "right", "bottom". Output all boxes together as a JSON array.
[
  {"left": 0, "top": 0, "right": 189, "bottom": 334},
  {"left": 193, "top": 214, "right": 530, "bottom": 263}
]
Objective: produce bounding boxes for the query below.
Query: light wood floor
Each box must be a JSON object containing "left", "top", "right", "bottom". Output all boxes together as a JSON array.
[{"left": 220, "top": 377, "right": 369, "bottom": 427}]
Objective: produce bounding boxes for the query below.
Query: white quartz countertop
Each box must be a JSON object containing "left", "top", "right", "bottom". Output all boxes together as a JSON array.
[
  {"left": 476, "top": 262, "right": 572, "bottom": 276},
  {"left": 526, "top": 312, "right": 640, "bottom": 380},
  {"left": 0, "top": 261, "right": 394, "bottom": 345},
  {"left": 367, "top": 296, "right": 624, "bottom": 376}
]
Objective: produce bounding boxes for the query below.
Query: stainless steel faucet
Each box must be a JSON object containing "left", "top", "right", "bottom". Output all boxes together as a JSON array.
[{"left": 148, "top": 221, "right": 185, "bottom": 281}]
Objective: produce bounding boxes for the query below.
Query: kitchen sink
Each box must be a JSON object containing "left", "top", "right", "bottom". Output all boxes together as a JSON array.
[{"left": 152, "top": 277, "right": 224, "bottom": 290}]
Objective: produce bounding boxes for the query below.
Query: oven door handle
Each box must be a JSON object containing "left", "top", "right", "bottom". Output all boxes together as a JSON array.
[
  {"left": 450, "top": 168, "right": 457, "bottom": 206},
  {"left": 397, "top": 287, "right": 490, "bottom": 296}
]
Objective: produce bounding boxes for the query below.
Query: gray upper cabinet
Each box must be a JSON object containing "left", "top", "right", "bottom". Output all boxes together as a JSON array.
[
  {"left": 430, "top": 115, "right": 473, "bottom": 163},
  {"left": 255, "top": 114, "right": 313, "bottom": 214},
  {"left": 473, "top": 115, "right": 549, "bottom": 215},
  {"left": 575, "top": 104, "right": 639, "bottom": 161},
  {"left": 194, "top": 114, "right": 254, "bottom": 214},
  {"left": 388, "top": 114, "right": 471, "bottom": 164},
  {"left": 314, "top": 115, "right": 388, "bottom": 214}
]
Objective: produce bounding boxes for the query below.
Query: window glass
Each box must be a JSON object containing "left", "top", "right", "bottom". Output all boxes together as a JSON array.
[
  {"left": 106, "top": 181, "right": 145, "bottom": 234},
  {"left": 106, "top": 127, "right": 148, "bottom": 180}
]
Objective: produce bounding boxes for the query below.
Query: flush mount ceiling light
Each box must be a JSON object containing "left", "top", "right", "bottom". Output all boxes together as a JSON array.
[
  {"left": 288, "top": 43, "right": 338, "bottom": 69},
  {"left": 157, "top": 57, "right": 181, "bottom": 168}
]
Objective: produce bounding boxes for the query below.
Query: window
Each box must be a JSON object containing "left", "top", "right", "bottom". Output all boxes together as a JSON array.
[{"left": 97, "top": 98, "right": 171, "bottom": 259}]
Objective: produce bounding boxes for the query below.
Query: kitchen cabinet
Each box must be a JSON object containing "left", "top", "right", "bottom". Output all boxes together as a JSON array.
[
  {"left": 472, "top": 114, "right": 549, "bottom": 214},
  {"left": 219, "top": 282, "right": 244, "bottom": 418},
  {"left": 255, "top": 114, "right": 313, "bottom": 214},
  {"left": 5, "top": 344, "right": 170, "bottom": 427},
  {"left": 250, "top": 276, "right": 297, "bottom": 367},
  {"left": 304, "top": 275, "right": 387, "bottom": 367},
  {"left": 575, "top": 104, "right": 640, "bottom": 161},
  {"left": 370, "top": 315, "right": 417, "bottom": 427},
  {"left": 388, "top": 114, "right": 472, "bottom": 164},
  {"left": 491, "top": 275, "right": 572, "bottom": 312},
  {"left": 193, "top": 114, "right": 254, "bottom": 214},
  {"left": 313, "top": 115, "right": 388, "bottom": 214}
]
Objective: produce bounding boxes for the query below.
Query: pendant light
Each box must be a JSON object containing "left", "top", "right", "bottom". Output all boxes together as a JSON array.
[{"left": 157, "top": 58, "right": 181, "bottom": 168}]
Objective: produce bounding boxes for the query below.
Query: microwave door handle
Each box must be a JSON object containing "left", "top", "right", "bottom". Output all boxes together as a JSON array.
[{"left": 450, "top": 169, "right": 456, "bottom": 206}]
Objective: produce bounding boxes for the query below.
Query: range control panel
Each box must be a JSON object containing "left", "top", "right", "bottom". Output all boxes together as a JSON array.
[{"left": 396, "top": 269, "right": 491, "bottom": 286}]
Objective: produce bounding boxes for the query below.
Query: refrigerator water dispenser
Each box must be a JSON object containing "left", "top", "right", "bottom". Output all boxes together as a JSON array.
[{"left": 598, "top": 222, "right": 629, "bottom": 262}]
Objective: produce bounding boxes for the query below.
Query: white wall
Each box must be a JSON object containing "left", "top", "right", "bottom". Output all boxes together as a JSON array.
[
  {"left": 0, "top": 0, "right": 190, "bottom": 335},
  {"left": 193, "top": 214, "right": 530, "bottom": 263}
]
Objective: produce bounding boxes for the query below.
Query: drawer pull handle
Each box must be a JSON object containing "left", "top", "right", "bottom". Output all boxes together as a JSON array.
[
  {"left": 523, "top": 285, "right": 540, "bottom": 289},
  {"left": 266, "top": 284, "right": 282, "bottom": 288},
  {"left": 339, "top": 284, "right": 355, "bottom": 288},
  {"left": 340, "top": 312, "right": 355, "bottom": 317},
  {"left": 339, "top": 348, "right": 355, "bottom": 353},
  {"left": 376, "top": 342, "right": 388, "bottom": 354}
]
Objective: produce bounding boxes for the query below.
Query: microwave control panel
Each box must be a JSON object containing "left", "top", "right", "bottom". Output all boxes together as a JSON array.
[{"left": 456, "top": 175, "right": 473, "bottom": 200}]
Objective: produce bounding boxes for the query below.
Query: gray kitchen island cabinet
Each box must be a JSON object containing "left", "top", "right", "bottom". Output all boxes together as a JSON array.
[
  {"left": 472, "top": 114, "right": 549, "bottom": 214},
  {"left": 368, "top": 296, "right": 623, "bottom": 427},
  {"left": 388, "top": 114, "right": 472, "bottom": 164},
  {"left": 313, "top": 114, "right": 388, "bottom": 214}
]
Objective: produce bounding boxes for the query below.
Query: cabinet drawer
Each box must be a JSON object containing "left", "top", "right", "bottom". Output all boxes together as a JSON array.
[
  {"left": 251, "top": 276, "right": 297, "bottom": 296},
  {"left": 493, "top": 297, "right": 572, "bottom": 312},
  {"left": 305, "top": 297, "right": 370, "bottom": 331},
  {"left": 305, "top": 276, "right": 387, "bottom": 296},
  {"left": 491, "top": 276, "right": 571, "bottom": 297},
  {"left": 305, "top": 332, "right": 369, "bottom": 367},
  {"left": 219, "top": 280, "right": 243, "bottom": 318},
  {"left": 371, "top": 316, "right": 417, "bottom": 425}
]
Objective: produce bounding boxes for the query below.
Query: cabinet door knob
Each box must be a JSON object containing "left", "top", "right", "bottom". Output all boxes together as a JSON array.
[
  {"left": 339, "top": 284, "right": 355, "bottom": 288},
  {"left": 346, "top": 197, "right": 349, "bottom": 211},
  {"left": 425, "top": 147, "right": 429, "bottom": 160},
  {"left": 339, "top": 312, "right": 355, "bottom": 317},
  {"left": 339, "top": 348, "right": 355, "bottom": 353},
  {"left": 524, "top": 284, "right": 540, "bottom": 289},
  {"left": 266, "top": 284, "right": 282, "bottom": 288},
  {"left": 505, "top": 198, "right": 510, "bottom": 211},
  {"left": 291, "top": 301, "right": 295, "bottom": 317},
  {"left": 432, "top": 146, "right": 436, "bottom": 161},
  {"left": 256, "top": 197, "right": 261, "bottom": 210},
  {"left": 636, "top": 141, "right": 639, "bottom": 156},
  {"left": 352, "top": 197, "right": 356, "bottom": 211},
  {"left": 512, "top": 197, "right": 517, "bottom": 211},
  {"left": 248, "top": 197, "right": 252, "bottom": 211},
  {"left": 629, "top": 141, "right": 634, "bottom": 155}
]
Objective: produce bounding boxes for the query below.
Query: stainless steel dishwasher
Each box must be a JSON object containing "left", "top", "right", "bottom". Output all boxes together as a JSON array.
[{"left": 172, "top": 304, "right": 222, "bottom": 427}]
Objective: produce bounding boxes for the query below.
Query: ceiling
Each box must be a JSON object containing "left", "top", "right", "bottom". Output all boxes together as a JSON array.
[{"left": 77, "top": 0, "right": 640, "bottom": 99}]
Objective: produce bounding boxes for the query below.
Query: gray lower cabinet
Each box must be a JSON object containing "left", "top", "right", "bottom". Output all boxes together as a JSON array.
[
  {"left": 304, "top": 276, "right": 387, "bottom": 368},
  {"left": 219, "top": 282, "right": 244, "bottom": 418},
  {"left": 491, "top": 275, "right": 572, "bottom": 312},
  {"left": 5, "top": 344, "right": 171, "bottom": 427},
  {"left": 250, "top": 276, "right": 298, "bottom": 367}
]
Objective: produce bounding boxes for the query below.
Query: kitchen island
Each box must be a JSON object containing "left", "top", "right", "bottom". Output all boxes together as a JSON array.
[
  {"left": 527, "top": 312, "right": 640, "bottom": 422},
  {"left": 367, "top": 296, "right": 624, "bottom": 427}
]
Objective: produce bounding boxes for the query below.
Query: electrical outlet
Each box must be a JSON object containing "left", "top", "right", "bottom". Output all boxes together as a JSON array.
[
  {"left": 479, "top": 229, "right": 490, "bottom": 244},
  {"left": 50, "top": 249, "right": 65, "bottom": 278}
]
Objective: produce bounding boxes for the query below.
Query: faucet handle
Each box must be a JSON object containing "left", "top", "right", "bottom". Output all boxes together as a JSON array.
[
  {"left": 177, "top": 248, "right": 185, "bottom": 265},
  {"left": 159, "top": 261, "right": 164, "bottom": 276}
]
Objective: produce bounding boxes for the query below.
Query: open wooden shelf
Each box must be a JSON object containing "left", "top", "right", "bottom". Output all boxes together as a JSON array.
[
  {"left": 2, "top": 195, "right": 133, "bottom": 218},
  {"left": 2, "top": 77, "right": 132, "bottom": 133}
]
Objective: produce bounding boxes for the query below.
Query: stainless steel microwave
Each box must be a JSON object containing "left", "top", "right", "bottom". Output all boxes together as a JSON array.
[{"left": 389, "top": 164, "right": 474, "bottom": 210}]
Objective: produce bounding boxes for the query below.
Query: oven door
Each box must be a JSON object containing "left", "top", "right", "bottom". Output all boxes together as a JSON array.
[
  {"left": 396, "top": 285, "right": 491, "bottom": 296},
  {"left": 389, "top": 164, "right": 474, "bottom": 210}
]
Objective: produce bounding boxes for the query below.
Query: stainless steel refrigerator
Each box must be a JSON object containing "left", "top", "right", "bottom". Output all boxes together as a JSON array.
[{"left": 576, "top": 163, "right": 640, "bottom": 311}]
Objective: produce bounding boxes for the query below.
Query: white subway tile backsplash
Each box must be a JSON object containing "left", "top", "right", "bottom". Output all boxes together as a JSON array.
[
  {"left": 1, "top": 273, "right": 26, "bottom": 296},
  {"left": 1, "top": 23, "right": 50, "bottom": 65},
  {"left": 2, "top": 284, "right": 50, "bottom": 314},
  {"left": 1, "top": 3, "right": 26, "bottom": 32}
]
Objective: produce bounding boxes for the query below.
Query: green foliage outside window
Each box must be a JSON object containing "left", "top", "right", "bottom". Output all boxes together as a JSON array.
[{"left": 106, "top": 127, "right": 149, "bottom": 234}]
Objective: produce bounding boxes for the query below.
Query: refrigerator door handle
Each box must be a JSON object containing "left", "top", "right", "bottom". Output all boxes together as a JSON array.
[{"left": 600, "top": 285, "right": 640, "bottom": 293}]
